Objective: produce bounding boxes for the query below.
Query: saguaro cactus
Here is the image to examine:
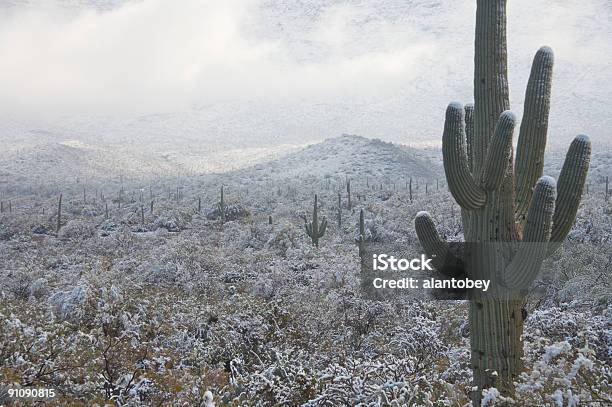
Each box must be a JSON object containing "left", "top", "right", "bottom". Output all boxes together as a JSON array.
[
  {"left": 337, "top": 192, "right": 342, "bottom": 227},
  {"left": 414, "top": 0, "right": 591, "bottom": 402},
  {"left": 218, "top": 185, "right": 226, "bottom": 223},
  {"left": 409, "top": 177, "right": 413, "bottom": 202},
  {"left": 357, "top": 209, "right": 366, "bottom": 260},
  {"left": 346, "top": 179, "right": 352, "bottom": 210},
  {"left": 57, "top": 193, "right": 63, "bottom": 233},
  {"left": 305, "top": 194, "right": 327, "bottom": 248}
]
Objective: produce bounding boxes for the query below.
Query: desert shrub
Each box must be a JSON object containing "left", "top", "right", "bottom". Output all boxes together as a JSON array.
[{"left": 58, "top": 219, "right": 95, "bottom": 240}]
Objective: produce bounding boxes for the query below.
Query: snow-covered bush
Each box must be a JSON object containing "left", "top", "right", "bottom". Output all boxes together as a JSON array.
[{"left": 58, "top": 219, "right": 95, "bottom": 240}]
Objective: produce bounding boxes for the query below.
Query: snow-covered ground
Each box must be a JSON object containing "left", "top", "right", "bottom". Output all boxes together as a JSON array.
[{"left": 0, "top": 134, "right": 610, "bottom": 405}]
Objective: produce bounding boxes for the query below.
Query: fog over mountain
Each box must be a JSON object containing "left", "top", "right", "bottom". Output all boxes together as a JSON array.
[{"left": 1, "top": 0, "right": 611, "bottom": 154}]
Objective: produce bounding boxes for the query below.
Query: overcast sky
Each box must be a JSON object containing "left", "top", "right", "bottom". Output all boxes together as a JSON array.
[{"left": 0, "top": 0, "right": 610, "bottom": 148}]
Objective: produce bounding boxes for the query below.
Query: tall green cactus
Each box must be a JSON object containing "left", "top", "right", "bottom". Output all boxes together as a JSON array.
[
  {"left": 414, "top": 0, "right": 591, "bottom": 402},
  {"left": 305, "top": 194, "right": 327, "bottom": 248},
  {"left": 409, "top": 177, "right": 413, "bottom": 202},
  {"left": 337, "top": 192, "right": 342, "bottom": 227},
  {"left": 346, "top": 179, "right": 352, "bottom": 210},
  {"left": 218, "top": 185, "right": 226, "bottom": 223},
  {"left": 57, "top": 193, "right": 62, "bottom": 233},
  {"left": 357, "top": 209, "right": 366, "bottom": 260}
]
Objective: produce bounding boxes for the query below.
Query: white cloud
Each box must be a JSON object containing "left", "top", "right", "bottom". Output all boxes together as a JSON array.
[
  {"left": 0, "top": 0, "right": 437, "bottom": 116},
  {"left": 0, "top": 0, "right": 609, "bottom": 148}
]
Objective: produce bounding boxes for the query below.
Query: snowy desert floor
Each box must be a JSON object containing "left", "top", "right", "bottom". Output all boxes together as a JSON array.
[{"left": 0, "top": 135, "right": 611, "bottom": 406}]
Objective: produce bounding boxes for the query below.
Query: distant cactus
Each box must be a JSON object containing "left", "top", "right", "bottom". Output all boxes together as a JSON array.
[
  {"left": 305, "top": 195, "right": 327, "bottom": 248},
  {"left": 57, "top": 193, "right": 62, "bottom": 233},
  {"left": 268, "top": 215, "right": 273, "bottom": 225},
  {"left": 141, "top": 205, "right": 145, "bottom": 225},
  {"left": 413, "top": 1, "right": 591, "bottom": 403},
  {"left": 357, "top": 209, "right": 366, "bottom": 260},
  {"left": 606, "top": 176, "right": 609, "bottom": 202},
  {"left": 346, "top": 179, "right": 352, "bottom": 209},
  {"left": 409, "top": 177, "right": 413, "bottom": 202},
  {"left": 337, "top": 192, "right": 342, "bottom": 227},
  {"left": 218, "top": 185, "right": 226, "bottom": 223}
]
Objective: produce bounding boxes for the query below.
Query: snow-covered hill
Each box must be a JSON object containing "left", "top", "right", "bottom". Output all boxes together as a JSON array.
[
  {"left": 0, "top": 134, "right": 440, "bottom": 197},
  {"left": 238, "top": 135, "right": 439, "bottom": 182}
]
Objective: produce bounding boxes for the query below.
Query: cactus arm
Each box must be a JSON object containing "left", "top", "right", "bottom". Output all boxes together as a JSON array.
[
  {"left": 318, "top": 218, "right": 327, "bottom": 238},
  {"left": 514, "top": 47, "right": 554, "bottom": 224},
  {"left": 415, "top": 211, "right": 461, "bottom": 274},
  {"left": 305, "top": 222, "right": 312, "bottom": 237},
  {"left": 443, "top": 102, "right": 487, "bottom": 210},
  {"left": 465, "top": 104, "right": 475, "bottom": 174},
  {"left": 481, "top": 111, "right": 516, "bottom": 190},
  {"left": 548, "top": 135, "right": 591, "bottom": 253},
  {"left": 503, "top": 176, "right": 556, "bottom": 289}
]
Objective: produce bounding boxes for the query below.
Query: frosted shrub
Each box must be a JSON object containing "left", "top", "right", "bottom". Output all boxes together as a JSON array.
[
  {"left": 153, "top": 210, "right": 192, "bottom": 231},
  {"left": 49, "top": 283, "right": 91, "bottom": 322},
  {"left": 58, "top": 219, "right": 95, "bottom": 240},
  {"left": 6, "top": 271, "right": 32, "bottom": 300},
  {"left": 206, "top": 203, "right": 249, "bottom": 221},
  {"left": 28, "top": 277, "right": 49, "bottom": 299},
  {"left": 265, "top": 222, "right": 300, "bottom": 254}
]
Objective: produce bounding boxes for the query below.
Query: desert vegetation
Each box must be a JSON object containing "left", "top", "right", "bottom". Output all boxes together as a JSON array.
[{"left": 0, "top": 135, "right": 610, "bottom": 406}]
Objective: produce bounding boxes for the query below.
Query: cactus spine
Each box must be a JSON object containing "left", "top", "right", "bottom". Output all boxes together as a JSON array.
[
  {"left": 414, "top": 1, "right": 591, "bottom": 402},
  {"left": 305, "top": 194, "right": 327, "bottom": 248}
]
